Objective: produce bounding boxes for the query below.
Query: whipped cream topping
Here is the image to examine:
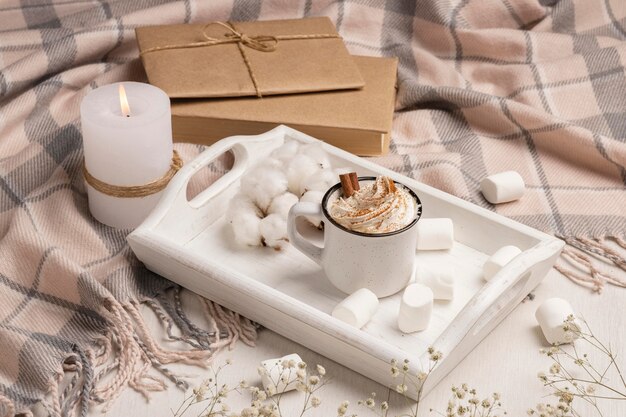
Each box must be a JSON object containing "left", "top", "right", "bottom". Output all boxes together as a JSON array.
[{"left": 329, "top": 176, "right": 418, "bottom": 234}]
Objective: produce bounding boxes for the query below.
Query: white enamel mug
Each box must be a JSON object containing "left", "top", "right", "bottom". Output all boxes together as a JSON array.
[{"left": 287, "top": 177, "right": 422, "bottom": 297}]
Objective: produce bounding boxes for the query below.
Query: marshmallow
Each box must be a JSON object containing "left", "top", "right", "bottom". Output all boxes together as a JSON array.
[
  {"left": 416, "top": 218, "right": 454, "bottom": 250},
  {"left": 260, "top": 353, "right": 303, "bottom": 394},
  {"left": 483, "top": 245, "right": 522, "bottom": 281},
  {"left": 416, "top": 265, "right": 455, "bottom": 300},
  {"left": 398, "top": 283, "right": 433, "bottom": 333},
  {"left": 535, "top": 298, "right": 580, "bottom": 345},
  {"left": 332, "top": 288, "right": 379, "bottom": 329},
  {"left": 480, "top": 171, "right": 525, "bottom": 204}
]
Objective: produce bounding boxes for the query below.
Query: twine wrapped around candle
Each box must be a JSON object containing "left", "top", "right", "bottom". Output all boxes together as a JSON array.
[
  {"left": 83, "top": 150, "right": 183, "bottom": 198},
  {"left": 139, "top": 21, "right": 341, "bottom": 98}
]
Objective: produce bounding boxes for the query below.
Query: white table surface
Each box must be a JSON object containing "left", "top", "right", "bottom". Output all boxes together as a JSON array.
[{"left": 99, "top": 266, "right": 626, "bottom": 417}]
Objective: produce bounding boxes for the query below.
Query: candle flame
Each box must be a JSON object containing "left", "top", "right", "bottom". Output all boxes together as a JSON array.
[{"left": 118, "top": 84, "right": 131, "bottom": 117}]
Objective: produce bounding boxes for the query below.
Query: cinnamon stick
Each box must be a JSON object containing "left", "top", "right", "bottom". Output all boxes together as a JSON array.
[
  {"left": 339, "top": 173, "right": 356, "bottom": 197},
  {"left": 386, "top": 176, "right": 396, "bottom": 193},
  {"left": 349, "top": 172, "right": 359, "bottom": 191}
]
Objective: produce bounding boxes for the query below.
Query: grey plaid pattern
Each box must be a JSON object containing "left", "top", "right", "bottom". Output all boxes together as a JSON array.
[{"left": 0, "top": 0, "right": 625, "bottom": 415}]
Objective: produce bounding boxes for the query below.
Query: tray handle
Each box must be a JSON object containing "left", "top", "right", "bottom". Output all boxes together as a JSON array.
[
  {"left": 138, "top": 129, "right": 286, "bottom": 239},
  {"left": 183, "top": 141, "right": 250, "bottom": 209},
  {"left": 429, "top": 239, "right": 563, "bottom": 366}
]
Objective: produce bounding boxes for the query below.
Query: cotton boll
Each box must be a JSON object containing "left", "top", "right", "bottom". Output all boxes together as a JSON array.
[
  {"left": 299, "top": 168, "right": 338, "bottom": 196},
  {"left": 227, "top": 193, "right": 263, "bottom": 246},
  {"left": 270, "top": 141, "right": 300, "bottom": 164},
  {"left": 286, "top": 154, "right": 319, "bottom": 195},
  {"left": 262, "top": 157, "right": 285, "bottom": 170},
  {"left": 259, "top": 213, "right": 288, "bottom": 250},
  {"left": 301, "top": 143, "right": 331, "bottom": 169},
  {"left": 230, "top": 210, "right": 263, "bottom": 247},
  {"left": 226, "top": 194, "right": 262, "bottom": 222},
  {"left": 299, "top": 190, "right": 325, "bottom": 228},
  {"left": 240, "top": 164, "right": 288, "bottom": 212},
  {"left": 268, "top": 192, "right": 299, "bottom": 218}
]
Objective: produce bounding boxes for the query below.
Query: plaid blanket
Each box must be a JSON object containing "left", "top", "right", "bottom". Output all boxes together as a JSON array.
[{"left": 1, "top": 0, "right": 625, "bottom": 415}]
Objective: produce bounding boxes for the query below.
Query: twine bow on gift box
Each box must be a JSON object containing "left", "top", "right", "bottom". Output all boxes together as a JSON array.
[{"left": 139, "top": 21, "right": 341, "bottom": 97}]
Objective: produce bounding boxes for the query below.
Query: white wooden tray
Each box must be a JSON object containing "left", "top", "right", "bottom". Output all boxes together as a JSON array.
[{"left": 128, "top": 125, "right": 563, "bottom": 398}]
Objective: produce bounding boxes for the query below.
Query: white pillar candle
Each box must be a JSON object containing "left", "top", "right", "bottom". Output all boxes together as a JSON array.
[{"left": 81, "top": 82, "right": 173, "bottom": 229}]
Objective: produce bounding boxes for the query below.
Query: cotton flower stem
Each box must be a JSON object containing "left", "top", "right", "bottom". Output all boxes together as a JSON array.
[
  {"left": 534, "top": 317, "right": 626, "bottom": 416},
  {"left": 579, "top": 318, "right": 625, "bottom": 389},
  {"left": 570, "top": 343, "right": 603, "bottom": 382},
  {"left": 544, "top": 356, "right": 602, "bottom": 415},
  {"left": 407, "top": 358, "right": 438, "bottom": 417},
  {"left": 172, "top": 393, "right": 194, "bottom": 417},
  {"left": 545, "top": 332, "right": 626, "bottom": 398},
  {"left": 197, "top": 373, "right": 220, "bottom": 417},
  {"left": 546, "top": 386, "right": 606, "bottom": 417},
  {"left": 383, "top": 387, "right": 391, "bottom": 417},
  {"left": 300, "top": 388, "right": 312, "bottom": 417},
  {"left": 565, "top": 391, "right": 626, "bottom": 401},
  {"left": 546, "top": 378, "right": 626, "bottom": 399},
  {"left": 399, "top": 372, "right": 415, "bottom": 415}
]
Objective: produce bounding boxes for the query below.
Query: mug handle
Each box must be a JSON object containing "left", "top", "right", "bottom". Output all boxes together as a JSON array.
[{"left": 287, "top": 202, "right": 324, "bottom": 265}]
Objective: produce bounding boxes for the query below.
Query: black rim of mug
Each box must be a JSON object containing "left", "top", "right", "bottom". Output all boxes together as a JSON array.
[{"left": 320, "top": 176, "right": 423, "bottom": 238}]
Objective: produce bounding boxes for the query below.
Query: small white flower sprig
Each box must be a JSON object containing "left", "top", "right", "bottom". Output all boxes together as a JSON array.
[
  {"left": 172, "top": 317, "right": 624, "bottom": 417},
  {"left": 357, "top": 347, "right": 443, "bottom": 417},
  {"left": 172, "top": 359, "right": 243, "bottom": 417},
  {"left": 250, "top": 359, "right": 330, "bottom": 417},
  {"left": 528, "top": 315, "right": 626, "bottom": 417},
  {"left": 431, "top": 385, "right": 505, "bottom": 417},
  {"left": 173, "top": 357, "right": 331, "bottom": 417}
]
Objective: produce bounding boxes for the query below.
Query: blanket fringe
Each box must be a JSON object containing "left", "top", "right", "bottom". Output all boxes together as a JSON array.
[
  {"left": 40, "top": 289, "right": 257, "bottom": 416},
  {"left": 555, "top": 236, "right": 626, "bottom": 293},
  {"left": 566, "top": 237, "right": 626, "bottom": 271},
  {"left": 0, "top": 393, "right": 16, "bottom": 417},
  {"left": 614, "top": 236, "right": 626, "bottom": 250},
  {"left": 203, "top": 299, "right": 257, "bottom": 348},
  {"left": 42, "top": 371, "right": 62, "bottom": 417},
  {"left": 59, "top": 354, "right": 83, "bottom": 417}
]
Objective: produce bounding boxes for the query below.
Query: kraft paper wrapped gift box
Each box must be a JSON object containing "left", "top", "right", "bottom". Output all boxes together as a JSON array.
[
  {"left": 170, "top": 56, "right": 398, "bottom": 156},
  {"left": 136, "top": 17, "right": 364, "bottom": 98}
]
